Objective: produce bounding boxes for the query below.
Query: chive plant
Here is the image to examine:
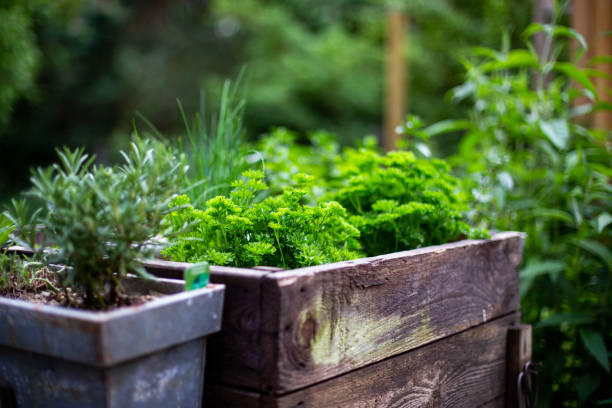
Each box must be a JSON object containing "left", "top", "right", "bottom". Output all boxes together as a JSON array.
[{"left": 177, "top": 70, "right": 251, "bottom": 207}]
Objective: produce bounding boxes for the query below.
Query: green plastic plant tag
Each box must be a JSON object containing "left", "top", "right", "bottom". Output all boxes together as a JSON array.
[{"left": 184, "top": 262, "right": 210, "bottom": 291}]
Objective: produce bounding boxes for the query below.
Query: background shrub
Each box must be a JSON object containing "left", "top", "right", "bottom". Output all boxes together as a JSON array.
[{"left": 410, "top": 23, "right": 612, "bottom": 406}]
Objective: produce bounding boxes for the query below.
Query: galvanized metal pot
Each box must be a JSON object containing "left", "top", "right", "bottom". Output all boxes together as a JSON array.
[{"left": 0, "top": 277, "right": 224, "bottom": 408}]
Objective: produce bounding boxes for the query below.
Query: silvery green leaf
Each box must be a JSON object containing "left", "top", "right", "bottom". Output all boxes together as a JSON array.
[{"left": 540, "top": 119, "right": 570, "bottom": 150}]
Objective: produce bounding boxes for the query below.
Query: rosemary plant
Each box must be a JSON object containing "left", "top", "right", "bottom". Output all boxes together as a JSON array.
[{"left": 7, "top": 137, "right": 187, "bottom": 309}]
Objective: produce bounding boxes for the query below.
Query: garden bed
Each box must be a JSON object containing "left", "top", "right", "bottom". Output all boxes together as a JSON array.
[
  {"left": 146, "top": 231, "right": 526, "bottom": 405},
  {"left": 6, "top": 231, "right": 527, "bottom": 406}
]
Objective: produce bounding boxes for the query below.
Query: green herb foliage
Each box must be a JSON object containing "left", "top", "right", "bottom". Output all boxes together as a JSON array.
[
  {"left": 329, "top": 148, "right": 487, "bottom": 257},
  {"left": 0, "top": 213, "right": 15, "bottom": 248},
  {"left": 162, "top": 170, "right": 362, "bottom": 268},
  {"left": 139, "top": 73, "right": 250, "bottom": 207},
  {"left": 177, "top": 72, "right": 250, "bottom": 206},
  {"left": 410, "top": 22, "right": 612, "bottom": 406},
  {"left": 7, "top": 138, "right": 187, "bottom": 309},
  {"left": 0, "top": 253, "right": 59, "bottom": 298},
  {"left": 256, "top": 127, "right": 341, "bottom": 198}
]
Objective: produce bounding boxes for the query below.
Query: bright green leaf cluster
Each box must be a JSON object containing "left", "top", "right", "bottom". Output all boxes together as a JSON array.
[
  {"left": 162, "top": 170, "right": 362, "bottom": 268},
  {"left": 0, "top": 213, "right": 14, "bottom": 249},
  {"left": 256, "top": 128, "right": 341, "bottom": 198},
  {"left": 330, "top": 149, "right": 488, "bottom": 257}
]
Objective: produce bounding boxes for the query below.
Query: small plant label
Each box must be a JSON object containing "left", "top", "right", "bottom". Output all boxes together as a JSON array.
[{"left": 184, "top": 262, "right": 210, "bottom": 291}]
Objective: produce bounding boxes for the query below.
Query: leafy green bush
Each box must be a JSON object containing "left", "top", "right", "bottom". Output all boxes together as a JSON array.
[
  {"left": 256, "top": 127, "right": 341, "bottom": 198},
  {"left": 410, "top": 22, "right": 612, "bottom": 406},
  {"left": 0, "top": 1, "right": 42, "bottom": 131},
  {"left": 162, "top": 170, "right": 362, "bottom": 268},
  {"left": 329, "top": 148, "right": 487, "bottom": 257},
  {"left": 7, "top": 138, "right": 187, "bottom": 309},
  {"left": 255, "top": 128, "right": 486, "bottom": 258}
]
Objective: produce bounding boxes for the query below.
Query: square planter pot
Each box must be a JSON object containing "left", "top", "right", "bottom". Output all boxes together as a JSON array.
[
  {"left": 142, "top": 231, "right": 528, "bottom": 407},
  {"left": 0, "top": 276, "right": 224, "bottom": 408}
]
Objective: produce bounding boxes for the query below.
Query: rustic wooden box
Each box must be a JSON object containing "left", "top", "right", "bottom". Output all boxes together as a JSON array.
[{"left": 143, "top": 231, "right": 527, "bottom": 406}]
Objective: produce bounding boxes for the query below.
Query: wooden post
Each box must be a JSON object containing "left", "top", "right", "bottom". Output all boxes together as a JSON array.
[
  {"left": 572, "top": 0, "right": 612, "bottom": 130},
  {"left": 571, "top": 0, "right": 595, "bottom": 57},
  {"left": 383, "top": 11, "right": 407, "bottom": 152},
  {"left": 593, "top": 0, "right": 612, "bottom": 130}
]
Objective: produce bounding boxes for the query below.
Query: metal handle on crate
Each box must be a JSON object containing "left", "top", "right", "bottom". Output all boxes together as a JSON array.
[{"left": 517, "top": 361, "right": 538, "bottom": 408}]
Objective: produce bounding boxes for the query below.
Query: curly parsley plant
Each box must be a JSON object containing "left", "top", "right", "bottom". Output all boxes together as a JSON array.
[
  {"left": 330, "top": 149, "right": 488, "bottom": 256},
  {"left": 162, "top": 170, "right": 362, "bottom": 268}
]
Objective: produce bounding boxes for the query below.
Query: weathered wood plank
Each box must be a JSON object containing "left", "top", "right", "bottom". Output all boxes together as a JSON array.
[
  {"left": 261, "top": 232, "right": 524, "bottom": 392},
  {"left": 205, "top": 269, "right": 270, "bottom": 390},
  {"left": 478, "top": 395, "right": 506, "bottom": 408},
  {"left": 273, "top": 313, "right": 519, "bottom": 407},
  {"left": 259, "top": 274, "right": 284, "bottom": 393},
  {"left": 207, "top": 313, "right": 519, "bottom": 408}
]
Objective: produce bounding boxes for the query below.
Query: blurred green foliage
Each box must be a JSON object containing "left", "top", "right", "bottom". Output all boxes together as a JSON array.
[
  {"left": 0, "top": 0, "right": 44, "bottom": 130},
  {"left": 406, "top": 21, "right": 612, "bottom": 406},
  {"left": 255, "top": 127, "right": 343, "bottom": 198},
  {"left": 0, "top": 0, "right": 532, "bottom": 201},
  {"left": 210, "top": 0, "right": 532, "bottom": 143}
]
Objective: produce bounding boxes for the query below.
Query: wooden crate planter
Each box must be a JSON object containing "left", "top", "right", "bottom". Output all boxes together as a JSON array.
[{"left": 143, "top": 231, "right": 528, "bottom": 406}]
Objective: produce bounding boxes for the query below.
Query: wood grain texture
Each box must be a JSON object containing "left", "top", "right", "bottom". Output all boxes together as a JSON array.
[
  {"left": 206, "top": 313, "right": 520, "bottom": 408},
  {"left": 477, "top": 395, "right": 506, "bottom": 408},
  {"left": 261, "top": 232, "right": 524, "bottom": 392},
  {"left": 205, "top": 268, "right": 269, "bottom": 390}
]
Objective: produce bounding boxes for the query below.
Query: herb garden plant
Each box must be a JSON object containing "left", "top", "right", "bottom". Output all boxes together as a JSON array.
[
  {"left": 403, "top": 21, "right": 612, "bottom": 406},
  {"left": 168, "top": 132, "right": 525, "bottom": 406},
  {"left": 4, "top": 137, "right": 188, "bottom": 309},
  {"left": 0, "top": 137, "right": 224, "bottom": 407},
  {"left": 329, "top": 148, "right": 488, "bottom": 256},
  {"left": 163, "top": 170, "right": 361, "bottom": 268},
  {"left": 162, "top": 144, "right": 487, "bottom": 267},
  {"left": 0, "top": 72, "right": 525, "bottom": 408}
]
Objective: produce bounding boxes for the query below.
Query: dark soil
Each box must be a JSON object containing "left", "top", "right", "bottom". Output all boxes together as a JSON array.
[{"left": 1, "top": 266, "right": 163, "bottom": 311}]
